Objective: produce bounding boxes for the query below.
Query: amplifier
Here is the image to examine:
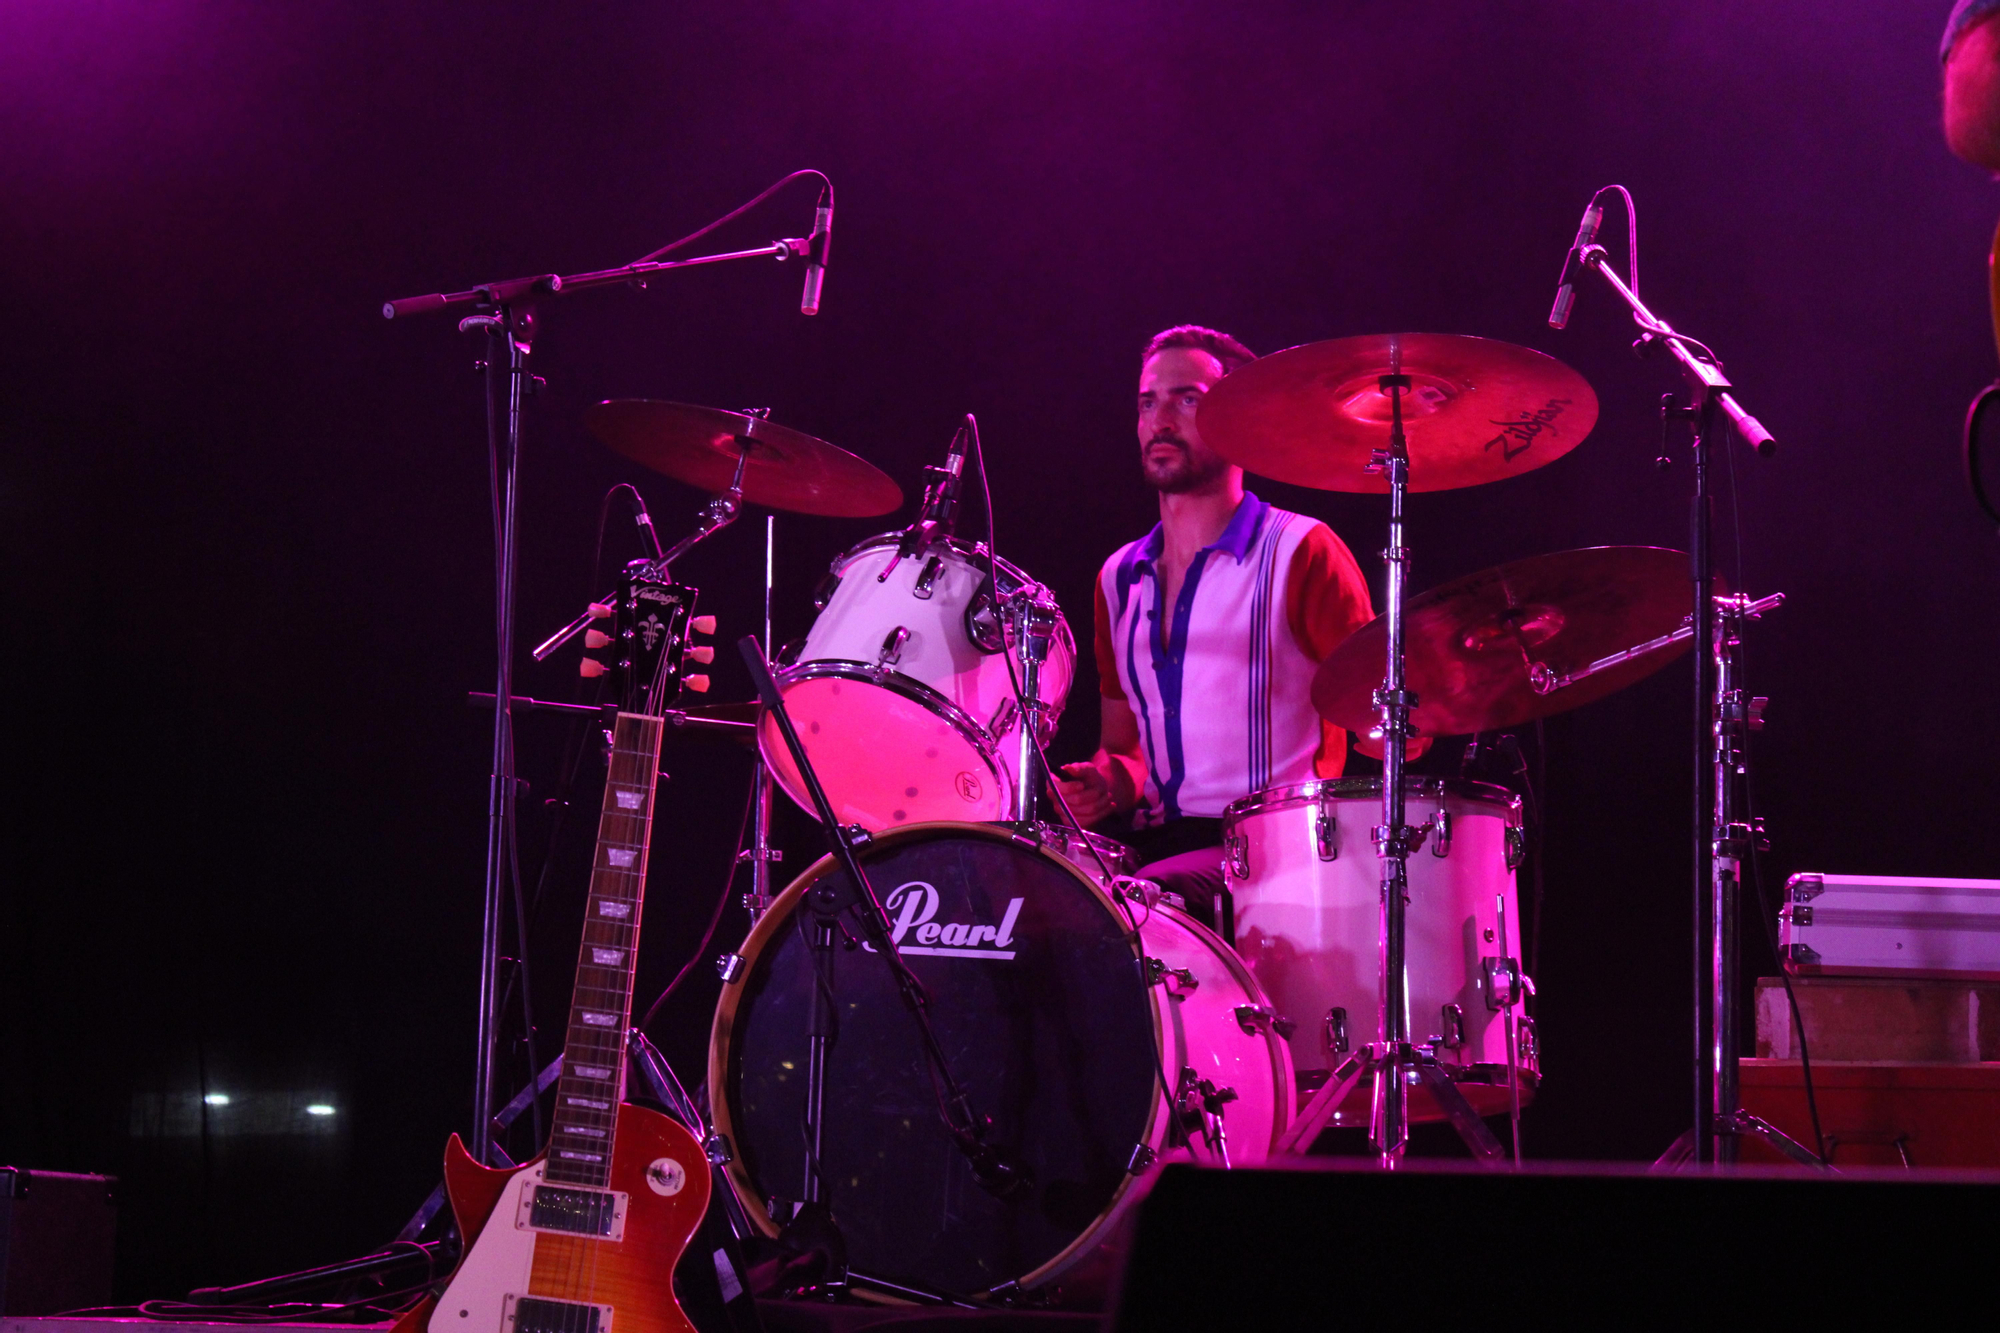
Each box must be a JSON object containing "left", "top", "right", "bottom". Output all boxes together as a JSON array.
[
  {"left": 0, "top": 1168, "right": 117, "bottom": 1315},
  {"left": 1781, "top": 873, "right": 2000, "bottom": 978}
]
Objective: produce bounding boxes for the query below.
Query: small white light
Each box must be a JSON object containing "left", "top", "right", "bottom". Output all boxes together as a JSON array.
[
  {"left": 204, "top": 1093, "right": 231, "bottom": 1106},
  {"left": 304, "top": 1104, "right": 336, "bottom": 1116}
]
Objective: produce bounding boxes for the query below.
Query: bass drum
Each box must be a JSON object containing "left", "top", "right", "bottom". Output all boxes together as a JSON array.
[
  {"left": 709, "top": 822, "right": 1290, "bottom": 1298},
  {"left": 759, "top": 535, "right": 1075, "bottom": 830}
]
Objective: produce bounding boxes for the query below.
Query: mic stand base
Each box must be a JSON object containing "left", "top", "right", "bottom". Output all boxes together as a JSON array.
[{"left": 1654, "top": 1111, "right": 1827, "bottom": 1172}]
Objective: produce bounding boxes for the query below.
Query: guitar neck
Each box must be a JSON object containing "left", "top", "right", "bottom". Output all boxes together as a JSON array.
[{"left": 544, "top": 710, "right": 666, "bottom": 1189}]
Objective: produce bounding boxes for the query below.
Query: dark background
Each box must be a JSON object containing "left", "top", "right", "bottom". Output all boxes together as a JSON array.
[{"left": 4, "top": 0, "right": 1998, "bottom": 1299}]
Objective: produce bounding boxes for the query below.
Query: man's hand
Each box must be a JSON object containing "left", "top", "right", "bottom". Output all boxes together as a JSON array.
[{"left": 1053, "top": 760, "right": 1117, "bottom": 827}]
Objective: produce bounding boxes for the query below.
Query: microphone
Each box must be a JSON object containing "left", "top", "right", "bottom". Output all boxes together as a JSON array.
[
  {"left": 800, "top": 194, "right": 833, "bottom": 316},
  {"left": 623, "top": 487, "right": 664, "bottom": 560},
  {"left": 923, "top": 425, "right": 969, "bottom": 528},
  {"left": 1547, "top": 197, "right": 1605, "bottom": 330}
]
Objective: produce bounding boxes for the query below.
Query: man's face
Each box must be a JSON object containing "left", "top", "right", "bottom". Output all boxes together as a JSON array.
[{"left": 1136, "top": 346, "right": 1234, "bottom": 494}]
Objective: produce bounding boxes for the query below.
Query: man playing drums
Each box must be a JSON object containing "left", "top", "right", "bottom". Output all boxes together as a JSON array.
[{"left": 1053, "top": 325, "right": 1376, "bottom": 925}]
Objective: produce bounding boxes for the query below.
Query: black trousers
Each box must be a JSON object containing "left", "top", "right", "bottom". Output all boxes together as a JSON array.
[{"left": 1122, "top": 818, "right": 1227, "bottom": 932}]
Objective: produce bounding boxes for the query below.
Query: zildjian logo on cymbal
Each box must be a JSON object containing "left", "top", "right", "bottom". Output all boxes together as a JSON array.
[{"left": 1483, "top": 398, "right": 1571, "bottom": 461}]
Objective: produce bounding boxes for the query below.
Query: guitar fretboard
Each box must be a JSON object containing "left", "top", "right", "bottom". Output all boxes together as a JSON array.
[{"left": 543, "top": 711, "right": 666, "bottom": 1189}]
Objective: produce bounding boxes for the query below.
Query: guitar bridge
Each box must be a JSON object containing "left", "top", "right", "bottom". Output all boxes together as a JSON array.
[
  {"left": 506, "top": 1294, "right": 613, "bottom": 1333},
  {"left": 517, "top": 1182, "right": 628, "bottom": 1241}
]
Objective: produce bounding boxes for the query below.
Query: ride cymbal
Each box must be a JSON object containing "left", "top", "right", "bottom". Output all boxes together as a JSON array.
[
  {"left": 1197, "top": 333, "right": 1598, "bottom": 493},
  {"left": 585, "top": 400, "right": 903, "bottom": 518},
  {"left": 1312, "top": 546, "right": 1708, "bottom": 736}
]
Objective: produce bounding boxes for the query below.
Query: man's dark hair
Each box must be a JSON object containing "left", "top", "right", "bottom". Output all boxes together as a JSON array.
[{"left": 1141, "top": 325, "right": 1256, "bottom": 376}]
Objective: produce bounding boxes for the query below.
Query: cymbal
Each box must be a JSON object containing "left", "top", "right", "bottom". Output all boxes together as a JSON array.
[
  {"left": 1311, "top": 547, "right": 1708, "bottom": 736},
  {"left": 1197, "top": 333, "right": 1598, "bottom": 493},
  {"left": 585, "top": 400, "right": 903, "bottom": 518}
]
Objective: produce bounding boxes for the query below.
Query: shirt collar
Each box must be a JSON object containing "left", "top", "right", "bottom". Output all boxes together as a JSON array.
[{"left": 1138, "top": 491, "right": 1268, "bottom": 566}]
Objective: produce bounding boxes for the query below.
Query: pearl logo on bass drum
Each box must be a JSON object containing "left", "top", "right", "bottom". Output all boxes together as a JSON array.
[{"left": 860, "top": 881, "right": 1024, "bottom": 960}]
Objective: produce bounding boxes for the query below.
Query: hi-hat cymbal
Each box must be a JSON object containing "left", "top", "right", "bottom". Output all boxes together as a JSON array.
[
  {"left": 585, "top": 400, "right": 903, "bottom": 518},
  {"left": 1312, "top": 547, "right": 1707, "bottom": 736},
  {"left": 1197, "top": 333, "right": 1598, "bottom": 493}
]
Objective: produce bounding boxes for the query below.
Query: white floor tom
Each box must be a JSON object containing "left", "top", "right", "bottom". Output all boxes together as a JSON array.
[
  {"left": 1223, "top": 776, "right": 1536, "bottom": 1124},
  {"left": 760, "top": 535, "right": 1075, "bottom": 830}
]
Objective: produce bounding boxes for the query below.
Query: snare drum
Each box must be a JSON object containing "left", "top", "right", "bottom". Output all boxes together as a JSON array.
[
  {"left": 709, "top": 822, "right": 1289, "bottom": 1297},
  {"left": 1222, "top": 777, "right": 1536, "bottom": 1122},
  {"left": 759, "top": 535, "right": 1075, "bottom": 829}
]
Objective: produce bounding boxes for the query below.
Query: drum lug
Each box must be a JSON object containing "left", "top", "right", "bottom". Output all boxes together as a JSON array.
[
  {"left": 911, "top": 554, "right": 946, "bottom": 600},
  {"left": 1223, "top": 830, "right": 1249, "bottom": 880},
  {"left": 1430, "top": 807, "right": 1452, "bottom": 857},
  {"left": 811, "top": 568, "right": 842, "bottom": 611},
  {"left": 1233, "top": 1003, "right": 1295, "bottom": 1040},
  {"left": 1315, "top": 792, "right": 1338, "bottom": 861},
  {"left": 703, "top": 1132, "right": 734, "bottom": 1166},
  {"left": 1504, "top": 825, "right": 1527, "bottom": 870},
  {"left": 1482, "top": 956, "right": 1535, "bottom": 1011},
  {"left": 1325, "top": 1006, "right": 1349, "bottom": 1055},
  {"left": 1433, "top": 1002, "right": 1465, "bottom": 1050},
  {"left": 876, "top": 625, "right": 911, "bottom": 668},
  {"left": 716, "top": 952, "right": 747, "bottom": 984},
  {"left": 1144, "top": 956, "right": 1199, "bottom": 992},
  {"left": 989, "top": 696, "right": 1019, "bottom": 739},
  {"left": 1126, "top": 1143, "right": 1157, "bottom": 1174}
]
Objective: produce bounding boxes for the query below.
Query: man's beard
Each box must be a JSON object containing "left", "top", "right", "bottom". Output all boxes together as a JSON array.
[{"left": 1143, "top": 439, "right": 1228, "bottom": 494}]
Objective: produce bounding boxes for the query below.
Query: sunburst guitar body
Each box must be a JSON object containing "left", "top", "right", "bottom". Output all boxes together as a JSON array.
[
  {"left": 395, "top": 1108, "right": 710, "bottom": 1333},
  {"left": 399, "top": 560, "right": 718, "bottom": 1333}
]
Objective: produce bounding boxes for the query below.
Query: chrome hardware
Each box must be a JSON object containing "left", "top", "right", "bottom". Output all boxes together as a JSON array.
[
  {"left": 1505, "top": 825, "right": 1527, "bottom": 870},
  {"left": 911, "top": 554, "right": 946, "bottom": 600},
  {"left": 1787, "top": 942, "right": 1822, "bottom": 965},
  {"left": 1315, "top": 789, "right": 1338, "bottom": 861},
  {"left": 1430, "top": 804, "right": 1452, "bottom": 858},
  {"left": 1786, "top": 903, "right": 1814, "bottom": 928},
  {"left": 1126, "top": 1143, "right": 1157, "bottom": 1173},
  {"left": 1438, "top": 1003, "right": 1465, "bottom": 1049},
  {"left": 1482, "top": 955, "right": 1520, "bottom": 1011},
  {"left": 1234, "top": 1003, "right": 1296, "bottom": 1040},
  {"left": 876, "top": 626, "right": 911, "bottom": 667},
  {"left": 1787, "top": 872, "right": 1825, "bottom": 903},
  {"left": 703, "top": 1132, "right": 733, "bottom": 1165},
  {"left": 1325, "top": 1005, "right": 1350, "bottom": 1055},
  {"left": 1516, "top": 1017, "right": 1539, "bottom": 1068},
  {"left": 988, "top": 696, "right": 1019, "bottom": 739},
  {"left": 810, "top": 569, "right": 842, "bottom": 612},
  {"left": 1145, "top": 957, "right": 1199, "bottom": 992},
  {"left": 1223, "top": 830, "right": 1249, "bottom": 880},
  {"left": 716, "top": 953, "right": 746, "bottom": 983}
]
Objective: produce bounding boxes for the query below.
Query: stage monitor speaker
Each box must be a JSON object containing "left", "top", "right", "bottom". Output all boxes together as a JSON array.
[
  {"left": 1110, "top": 1160, "right": 1998, "bottom": 1325},
  {"left": 0, "top": 1168, "right": 117, "bottom": 1316}
]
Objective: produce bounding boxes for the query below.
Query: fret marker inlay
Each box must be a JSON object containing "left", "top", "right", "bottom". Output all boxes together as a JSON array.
[
  {"left": 616, "top": 791, "right": 643, "bottom": 809},
  {"left": 607, "top": 848, "right": 637, "bottom": 868},
  {"left": 598, "top": 901, "right": 632, "bottom": 919},
  {"left": 592, "top": 948, "right": 624, "bottom": 965},
  {"left": 574, "top": 1065, "right": 612, "bottom": 1080},
  {"left": 581, "top": 1012, "right": 618, "bottom": 1027}
]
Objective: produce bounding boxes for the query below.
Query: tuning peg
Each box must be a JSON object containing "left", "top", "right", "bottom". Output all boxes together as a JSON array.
[
  {"left": 688, "top": 645, "right": 715, "bottom": 664},
  {"left": 683, "top": 674, "right": 711, "bottom": 693},
  {"left": 579, "top": 658, "right": 607, "bottom": 678},
  {"left": 584, "top": 629, "right": 613, "bottom": 649},
  {"left": 691, "top": 615, "right": 717, "bottom": 636},
  {"left": 589, "top": 603, "right": 614, "bottom": 620}
]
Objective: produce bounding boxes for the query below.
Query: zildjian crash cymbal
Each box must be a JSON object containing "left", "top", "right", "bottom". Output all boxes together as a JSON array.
[
  {"left": 1197, "top": 333, "right": 1598, "bottom": 493},
  {"left": 584, "top": 399, "right": 903, "bottom": 518}
]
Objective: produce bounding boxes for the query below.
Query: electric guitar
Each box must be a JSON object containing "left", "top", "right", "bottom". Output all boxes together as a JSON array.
[{"left": 399, "top": 560, "right": 714, "bottom": 1333}]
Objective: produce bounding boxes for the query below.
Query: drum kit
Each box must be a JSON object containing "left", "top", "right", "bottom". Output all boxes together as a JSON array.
[{"left": 518, "top": 325, "right": 1774, "bottom": 1300}]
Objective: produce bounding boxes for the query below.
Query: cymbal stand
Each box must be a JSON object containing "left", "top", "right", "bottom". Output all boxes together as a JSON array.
[
  {"left": 1277, "top": 343, "right": 1505, "bottom": 1166},
  {"left": 742, "top": 514, "right": 780, "bottom": 921}
]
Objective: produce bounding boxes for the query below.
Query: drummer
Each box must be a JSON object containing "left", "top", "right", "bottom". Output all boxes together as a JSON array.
[{"left": 1054, "top": 325, "right": 1376, "bottom": 925}]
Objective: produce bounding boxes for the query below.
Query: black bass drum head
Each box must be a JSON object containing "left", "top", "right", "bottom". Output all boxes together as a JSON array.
[{"left": 710, "top": 823, "right": 1157, "bottom": 1295}]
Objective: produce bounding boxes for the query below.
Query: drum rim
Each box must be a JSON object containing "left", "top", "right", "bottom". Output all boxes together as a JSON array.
[
  {"left": 1222, "top": 775, "right": 1522, "bottom": 826},
  {"left": 834, "top": 530, "right": 1041, "bottom": 589},
  {"left": 764, "top": 659, "right": 1008, "bottom": 772},
  {"left": 706, "top": 819, "right": 1177, "bottom": 1289}
]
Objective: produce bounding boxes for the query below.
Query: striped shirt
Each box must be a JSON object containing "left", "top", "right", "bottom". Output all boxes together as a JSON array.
[{"left": 1093, "top": 492, "right": 1375, "bottom": 828}]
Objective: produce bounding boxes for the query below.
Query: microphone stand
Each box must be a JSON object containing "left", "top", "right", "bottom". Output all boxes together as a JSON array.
[
  {"left": 386, "top": 234, "right": 815, "bottom": 1168},
  {"left": 735, "top": 635, "right": 1022, "bottom": 1286},
  {"left": 1563, "top": 240, "right": 1819, "bottom": 1169}
]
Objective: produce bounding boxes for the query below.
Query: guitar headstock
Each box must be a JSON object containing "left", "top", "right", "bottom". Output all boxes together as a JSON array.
[{"left": 580, "top": 560, "right": 715, "bottom": 715}]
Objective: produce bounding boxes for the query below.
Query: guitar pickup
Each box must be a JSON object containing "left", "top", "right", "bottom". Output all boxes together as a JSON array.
[
  {"left": 506, "top": 1294, "right": 614, "bottom": 1333},
  {"left": 517, "top": 1182, "right": 628, "bottom": 1241}
]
